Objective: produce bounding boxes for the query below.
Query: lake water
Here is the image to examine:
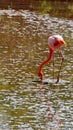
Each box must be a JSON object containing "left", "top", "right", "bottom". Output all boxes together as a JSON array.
[{"left": 0, "top": 8, "right": 73, "bottom": 130}]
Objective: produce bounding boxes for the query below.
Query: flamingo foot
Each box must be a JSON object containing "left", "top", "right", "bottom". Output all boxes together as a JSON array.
[{"left": 56, "top": 78, "right": 59, "bottom": 83}]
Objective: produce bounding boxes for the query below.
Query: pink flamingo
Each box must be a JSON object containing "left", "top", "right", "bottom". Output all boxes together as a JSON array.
[{"left": 38, "top": 35, "right": 66, "bottom": 83}]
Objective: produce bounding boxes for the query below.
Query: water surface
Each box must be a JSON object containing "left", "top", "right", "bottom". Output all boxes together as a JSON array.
[{"left": 0, "top": 9, "right": 73, "bottom": 130}]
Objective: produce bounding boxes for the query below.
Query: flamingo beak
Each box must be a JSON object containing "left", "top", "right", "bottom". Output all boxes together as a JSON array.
[{"left": 38, "top": 70, "right": 44, "bottom": 81}]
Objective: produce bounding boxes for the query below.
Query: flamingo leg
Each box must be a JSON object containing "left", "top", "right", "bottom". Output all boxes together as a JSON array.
[
  {"left": 56, "top": 49, "right": 64, "bottom": 83},
  {"left": 53, "top": 53, "right": 55, "bottom": 82}
]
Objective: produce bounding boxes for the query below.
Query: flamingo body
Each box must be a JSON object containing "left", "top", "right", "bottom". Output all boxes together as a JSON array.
[{"left": 48, "top": 35, "right": 66, "bottom": 50}]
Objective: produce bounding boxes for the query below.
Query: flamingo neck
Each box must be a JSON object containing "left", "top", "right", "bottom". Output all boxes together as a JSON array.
[{"left": 39, "top": 49, "right": 53, "bottom": 72}]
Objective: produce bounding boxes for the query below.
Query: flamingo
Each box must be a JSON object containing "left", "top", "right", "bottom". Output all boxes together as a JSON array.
[{"left": 38, "top": 35, "right": 66, "bottom": 83}]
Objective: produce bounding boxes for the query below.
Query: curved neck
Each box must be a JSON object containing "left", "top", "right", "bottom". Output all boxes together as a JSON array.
[{"left": 39, "top": 49, "right": 53, "bottom": 71}]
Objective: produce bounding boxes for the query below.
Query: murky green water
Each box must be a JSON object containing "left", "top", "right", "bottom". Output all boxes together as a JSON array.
[{"left": 0, "top": 8, "right": 73, "bottom": 130}]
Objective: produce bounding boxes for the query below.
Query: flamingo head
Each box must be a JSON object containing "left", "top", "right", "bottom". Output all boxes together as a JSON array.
[{"left": 38, "top": 70, "right": 44, "bottom": 80}]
